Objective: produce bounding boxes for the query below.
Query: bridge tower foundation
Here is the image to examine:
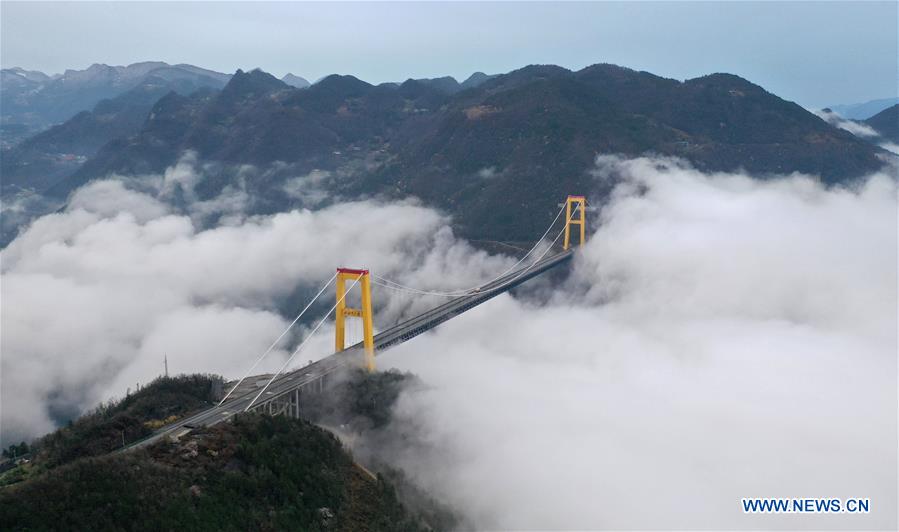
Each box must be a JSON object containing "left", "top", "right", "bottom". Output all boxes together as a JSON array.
[{"left": 335, "top": 268, "right": 375, "bottom": 372}]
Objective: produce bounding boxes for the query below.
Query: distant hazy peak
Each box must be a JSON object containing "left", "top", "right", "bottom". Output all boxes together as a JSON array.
[
  {"left": 576, "top": 63, "right": 637, "bottom": 76},
  {"left": 685, "top": 72, "right": 764, "bottom": 91},
  {"left": 1, "top": 61, "right": 230, "bottom": 130},
  {"left": 169, "top": 64, "right": 232, "bottom": 83},
  {"left": 48, "top": 62, "right": 230, "bottom": 85},
  {"left": 864, "top": 104, "right": 899, "bottom": 142},
  {"left": 830, "top": 97, "right": 899, "bottom": 121},
  {"left": 313, "top": 74, "right": 373, "bottom": 95},
  {"left": 460, "top": 72, "right": 495, "bottom": 89},
  {"left": 478, "top": 64, "right": 571, "bottom": 92},
  {"left": 222, "top": 68, "right": 289, "bottom": 98},
  {"left": 410, "top": 76, "right": 460, "bottom": 94},
  {"left": 113, "top": 61, "right": 172, "bottom": 78},
  {"left": 281, "top": 73, "right": 311, "bottom": 89},
  {"left": 2, "top": 67, "right": 54, "bottom": 83}
]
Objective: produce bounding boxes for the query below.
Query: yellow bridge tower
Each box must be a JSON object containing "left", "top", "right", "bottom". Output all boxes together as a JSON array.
[
  {"left": 563, "top": 195, "right": 587, "bottom": 250},
  {"left": 335, "top": 267, "right": 375, "bottom": 372}
]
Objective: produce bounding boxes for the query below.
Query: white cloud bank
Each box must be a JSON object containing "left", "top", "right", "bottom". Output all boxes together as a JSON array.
[
  {"left": 815, "top": 108, "right": 880, "bottom": 138},
  {"left": 0, "top": 171, "right": 510, "bottom": 444},
  {"left": 384, "top": 155, "right": 898, "bottom": 530},
  {"left": 1, "top": 153, "right": 895, "bottom": 530},
  {"left": 815, "top": 108, "right": 899, "bottom": 156}
]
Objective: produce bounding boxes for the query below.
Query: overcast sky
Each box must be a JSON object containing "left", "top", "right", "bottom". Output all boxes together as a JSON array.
[{"left": 1, "top": 1, "right": 896, "bottom": 108}]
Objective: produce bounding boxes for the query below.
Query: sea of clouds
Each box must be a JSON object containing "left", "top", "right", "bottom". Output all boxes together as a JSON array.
[
  {"left": 384, "top": 155, "right": 897, "bottom": 530},
  {"left": 1, "top": 153, "right": 895, "bottom": 529},
  {"left": 0, "top": 155, "right": 510, "bottom": 443}
]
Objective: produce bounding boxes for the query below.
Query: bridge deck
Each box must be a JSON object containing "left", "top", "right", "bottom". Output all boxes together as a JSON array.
[{"left": 125, "top": 249, "right": 573, "bottom": 449}]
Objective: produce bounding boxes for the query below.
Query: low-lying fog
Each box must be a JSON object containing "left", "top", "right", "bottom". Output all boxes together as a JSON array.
[{"left": 1, "top": 154, "right": 895, "bottom": 529}]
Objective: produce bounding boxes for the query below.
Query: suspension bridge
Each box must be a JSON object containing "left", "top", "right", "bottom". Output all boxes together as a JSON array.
[{"left": 126, "top": 196, "right": 588, "bottom": 449}]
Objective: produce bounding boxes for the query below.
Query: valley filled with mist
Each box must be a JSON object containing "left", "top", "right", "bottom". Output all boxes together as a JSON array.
[{"left": 1, "top": 2, "right": 897, "bottom": 529}]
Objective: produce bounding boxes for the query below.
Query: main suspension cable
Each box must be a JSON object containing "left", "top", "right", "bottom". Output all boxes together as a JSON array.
[
  {"left": 446, "top": 207, "right": 574, "bottom": 295},
  {"left": 493, "top": 210, "right": 573, "bottom": 289},
  {"left": 370, "top": 279, "right": 465, "bottom": 298},
  {"left": 372, "top": 203, "right": 568, "bottom": 297},
  {"left": 219, "top": 271, "right": 339, "bottom": 406}
]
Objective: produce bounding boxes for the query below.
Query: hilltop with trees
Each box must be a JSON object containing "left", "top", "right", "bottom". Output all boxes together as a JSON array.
[{"left": 0, "top": 371, "right": 458, "bottom": 531}]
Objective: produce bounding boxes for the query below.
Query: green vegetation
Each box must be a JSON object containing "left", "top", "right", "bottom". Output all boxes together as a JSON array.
[
  {"left": 1, "top": 442, "right": 29, "bottom": 460},
  {"left": 33, "top": 374, "right": 223, "bottom": 469},
  {"left": 45, "top": 64, "right": 884, "bottom": 244},
  {"left": 0, "top": 462, "right": 35, "bottom": 487},
  {"left": 303, "top": 368, "right": 417, "bottom": 430},
  {"left": 0, "top": 371, "right": 457, "bottom": 530},
  {"left": 0, "top": 415, "right": 429, "bottom": 531},
  {"left": 302, "top": 369, "right": 464, "bottom": 531}
]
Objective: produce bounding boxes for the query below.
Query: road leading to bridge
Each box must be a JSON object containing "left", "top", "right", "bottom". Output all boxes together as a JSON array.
[{"left": 124, "top": 248, "right": 574, "bottom": 450}]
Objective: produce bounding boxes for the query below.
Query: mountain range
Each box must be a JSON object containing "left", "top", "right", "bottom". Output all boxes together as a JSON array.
[
  {"left": 0, "top": 62, "right": 230, "bottom": 134},
  {"left": 2, "top": 61, "right": 895, "bottom": 243},
  {"left": 829, "top": 97, "right": 899, "bottom": 121},
  {"left": 865, "top": 104, "right": 898, "bottom": 142}
]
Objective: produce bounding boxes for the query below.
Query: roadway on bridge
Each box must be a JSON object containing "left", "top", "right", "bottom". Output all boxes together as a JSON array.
[{"left": 125, "top": 248, "right": 573, "bottom": 450}]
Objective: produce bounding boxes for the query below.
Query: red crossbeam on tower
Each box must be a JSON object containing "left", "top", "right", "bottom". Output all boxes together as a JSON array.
[{"left": 336, "top": 267, "right": 369, "bottom": 275}]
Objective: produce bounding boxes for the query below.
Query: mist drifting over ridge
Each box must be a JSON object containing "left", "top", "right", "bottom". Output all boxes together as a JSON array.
[
  {"left": 0, "top": 153, "right": 896, "bottom": 529},
  {"left": 383, "top": 156, "right": 897, "bottom": 529},
  {"left": 0, "top": 155, "right": 514, "bottom": 443}
]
